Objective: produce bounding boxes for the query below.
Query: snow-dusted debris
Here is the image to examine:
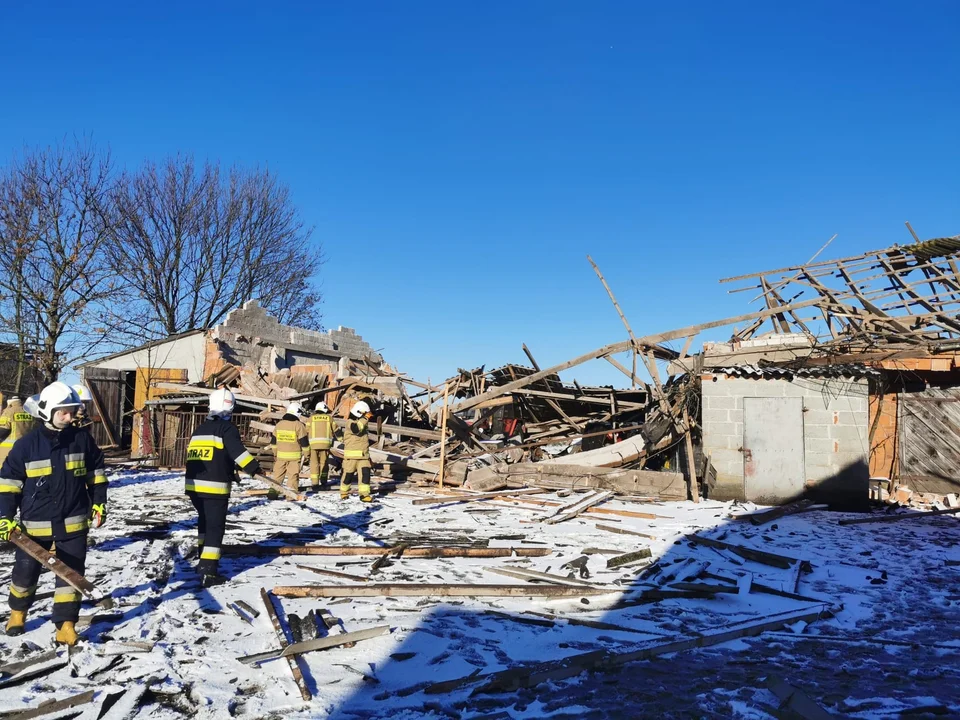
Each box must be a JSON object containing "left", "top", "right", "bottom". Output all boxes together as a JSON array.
[{"left": 0, "top": 469, "right": 958, "bottom": 718}]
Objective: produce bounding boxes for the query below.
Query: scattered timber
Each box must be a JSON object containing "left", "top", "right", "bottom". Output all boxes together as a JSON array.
[
  {"left": 224, "top": 545, "right": 551, "bottom": 558},
  {"left": 424, "top": 604, "right": 834, "bottom": 695},
  {"left": 272, "top": 584, "right": 618, "bottom": 598}
]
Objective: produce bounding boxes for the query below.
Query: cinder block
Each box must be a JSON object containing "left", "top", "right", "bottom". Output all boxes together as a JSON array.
[
  {"left": 804, "top": 438, "right": 835, "bottom": 455},
  {"left": 803, "top": 410, "right": 835, "bottom": 426},
  {"left": 803, "top": 424, "right": 831, "bottom": 440},
  {"left": 829, "top": 425, "right": 868, "bottom": 443},
  {"left": 708, "top": 447, "right": 744, "bottom": 467},
  {"left": 729, "top": 408, "right": 744, "bottom": 425},
  {"left": 703, "top": 409, "right": 730, "bottom": 424},
  {"left": 705, "top": 395, "right": 739, "bottom": 411}
]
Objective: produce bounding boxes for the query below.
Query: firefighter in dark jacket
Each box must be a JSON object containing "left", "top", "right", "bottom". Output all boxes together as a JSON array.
[
  {"left": 184, "top": 388, "right": 262, "bottom": 587},
  {"left": 0, "top": 381, "right": 107, "bottom": 646}
]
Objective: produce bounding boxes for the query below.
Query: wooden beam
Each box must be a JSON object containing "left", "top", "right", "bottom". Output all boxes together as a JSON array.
[
  {"left": 260, "top": 587, "right": 311, "bottom": 701},
  {"left": 411, "top": 487, "right": 546, "bottom": 507},
  {"left": 224, "top": 545, "right": 552, "bottom": 558},
  {"left": 273, "top": 583, "right": 618, "bottom": 598},
  {"left": 542, "top": 490, "right": 614, "bottom": 524},
  {"left": 238, "top": 625, "right": 391, "bottom": 666},
  {"left": 450, "top": 298, "right": 823, "bottom": 414},
  {"left": 485, "top": 566, "right": 602, "bottom": 588}
]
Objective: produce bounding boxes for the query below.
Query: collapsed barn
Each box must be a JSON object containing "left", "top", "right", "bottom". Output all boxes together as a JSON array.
[{"left": 87, "top": 234, "right": 960, "bottom": 511}]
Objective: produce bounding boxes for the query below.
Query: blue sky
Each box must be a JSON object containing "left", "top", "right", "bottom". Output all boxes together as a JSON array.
[{"left": 1, "top": 2, "right": 958, "bottom": 386}]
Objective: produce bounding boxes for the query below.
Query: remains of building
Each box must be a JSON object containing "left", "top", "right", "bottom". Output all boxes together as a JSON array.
[
  {"left": 83, "top": 233, "right": 960, "bottom": 512},
  {"left": 2, "top": 232, "right": 957, "bottom": 717}
]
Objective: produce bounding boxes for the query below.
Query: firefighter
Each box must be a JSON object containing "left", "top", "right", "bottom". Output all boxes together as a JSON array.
[
  {"left": 307, "top": 401, "right": 334, "bottom": 492},
  {"left": 0, "top": 396, "right": 36, "bottom": 467},
  {"left": 271, "top": 402, "right": 308, "bottom": 494},
  {"left": 340, "top": 400, "right": 374, "bottom": 502},
  {"left": 184, "top": 388, "right": 262, "bottom": 587},
  {"left": 0, "top": 381, "right": 107, "bottom": 645},
  {"left": 71, "top": 385, "right": 94, "bottom": 429}
]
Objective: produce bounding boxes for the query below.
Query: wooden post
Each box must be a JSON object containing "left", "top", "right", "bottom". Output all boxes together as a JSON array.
[
  {"left": 682, "top": 408, "right": 700, "bottom": 503},
  {"left": 438, "top": 384, "right": 449, "bottom": 488}
]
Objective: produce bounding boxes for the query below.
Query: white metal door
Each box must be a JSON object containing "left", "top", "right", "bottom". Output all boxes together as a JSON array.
[{"left": 742, "top": 397, "right": 805, "bottom": 503}]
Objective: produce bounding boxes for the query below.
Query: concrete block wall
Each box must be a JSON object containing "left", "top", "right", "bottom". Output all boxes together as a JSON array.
[
  {"left": 216, "top": 300, "right": 382, "bottom": 364},
  {"left": 701, "top": 373, "right": 870, "bottom": 500}
]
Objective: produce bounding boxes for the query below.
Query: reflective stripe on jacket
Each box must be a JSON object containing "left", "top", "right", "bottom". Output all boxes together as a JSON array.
[
  {"left": 273, "top": 417, "right": 308, "bottom": 460},
  {"left": 309, "top": 414, "right": 333, "bottom": 449},
  {"left": 343, "top": 418, "right": 369, "bottom": 460},
  {"left": 0, "top": 425, "right": 106, "bottom": 539},
  {"left": 185, "top": 417, "right": 262, "bottom": 496}
]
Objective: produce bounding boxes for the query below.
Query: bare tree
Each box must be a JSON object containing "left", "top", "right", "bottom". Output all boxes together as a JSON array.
[
  {"left": 108, "top": 156, "right": 322, "bottom": 339},
  {"left": 0, "top": 140, "right": 119, "bottom": 384}
]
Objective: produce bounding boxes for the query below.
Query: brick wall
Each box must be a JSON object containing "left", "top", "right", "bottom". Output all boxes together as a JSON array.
[{"left": 701, "top": 372, "right": 870, "bottom": 501}]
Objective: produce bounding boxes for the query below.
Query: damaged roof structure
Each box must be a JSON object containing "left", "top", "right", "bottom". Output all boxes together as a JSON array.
[{"left": 107, "top": 232, "right": 960, "bottom": 513}]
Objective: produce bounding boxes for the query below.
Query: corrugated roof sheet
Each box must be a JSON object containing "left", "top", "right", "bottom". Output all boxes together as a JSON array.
[{"left": 714, "top": 364, "right": 879, "bottom": 379}]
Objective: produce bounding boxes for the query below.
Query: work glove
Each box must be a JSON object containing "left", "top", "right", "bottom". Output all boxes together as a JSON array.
[
  {"left": 0, "top": 517, "right": 19, "bottom": 541},
  {"left": 90, "top": 503, "right": 107, "bottom": 529}
]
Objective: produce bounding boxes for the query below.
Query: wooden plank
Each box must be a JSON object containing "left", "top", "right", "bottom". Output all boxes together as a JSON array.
[
  {"left": 595, "top": 523, "right": 656, "bottom": 540},
  {"left": 238, "top": 625, "right": 391, "bottom": 665},
  {"left": 295, "top": 564, "right": 368, "bottom": 582},
  {"left": 767, "top": 676, "right": 835, "bottom": 720},
  {"left": 273, "top": 584, "right": 618, "bottom": 598},
  {"left": 438, "top": 383, "right": 449, "bottom": 489},
  {"left": 682, "top": 408, "right": 699, "bottom": 503},
  {"left": 252, "top": 473, "right": 305, "bottom": 502},
  {"left": 686, "top": 535, "right": 799, "bottom": 569},
  {"left": 411, "top": 487, "right": 545, "bottom": 507},
  {"left": 543, "top": 490, "right": 614, "bottom": 524},
  {"left": 0, "top": 651, "right": 59, "bottom": 679},
  {"left": 485, "top": 566, "right": 601, "bottom": 588},
  {"left": 1, "top": 690, "right": 96, "bottom": 720},
  {"left": 224, "top": 545, "right": 552, "bottom": 558},
  {"left": 259, "top": 587, "right": 311, "bottom": 701},
  {"left": 8, "top": 531, "right": 110, "bottom": 606},
  {"left": 837, "top": 507, "right": 960, "bottom": 525},
  {"left": 606, "top": 547, "right": 653, "bottom": 568}
]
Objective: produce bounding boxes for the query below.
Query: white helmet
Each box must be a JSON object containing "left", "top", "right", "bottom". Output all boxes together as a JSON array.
[
  {"left": 314, "top": 401, "right": 329, "bottom": 413},
  {"left": 32, "top": 381, "right": 82, "bottom": 425},
  {"left": 72, "top": 384, "right": 93, "bottom": 403},
  {"left": 286, "top": 401, "right": 305, "bottom": 417},
  {"left": 350, "top": 400, "right": 371, "bottom": 418},
  {"left": 208, "top": 388, "right": 236, "bottom": 419}
]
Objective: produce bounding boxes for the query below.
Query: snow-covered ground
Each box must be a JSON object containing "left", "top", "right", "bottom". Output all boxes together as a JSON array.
[{"left": 1, "top": 468, "right": 958, "bottom": 718}]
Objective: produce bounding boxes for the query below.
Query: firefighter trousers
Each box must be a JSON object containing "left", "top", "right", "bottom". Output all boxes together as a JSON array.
[
  {"left": 308, "top": 448, "right": 330, "bottom": 487},
  {"left": 340, "top": 463, "right": 372, "bottom": 498},
  {"left": 190, "top": 494, "right": 228, "bottom": 577},
  {"left": 8, "top": 533, "right": 87, "bottom": 625},
  {"left": 273, "top": 457, "right": 303, "bottom": 492}
]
